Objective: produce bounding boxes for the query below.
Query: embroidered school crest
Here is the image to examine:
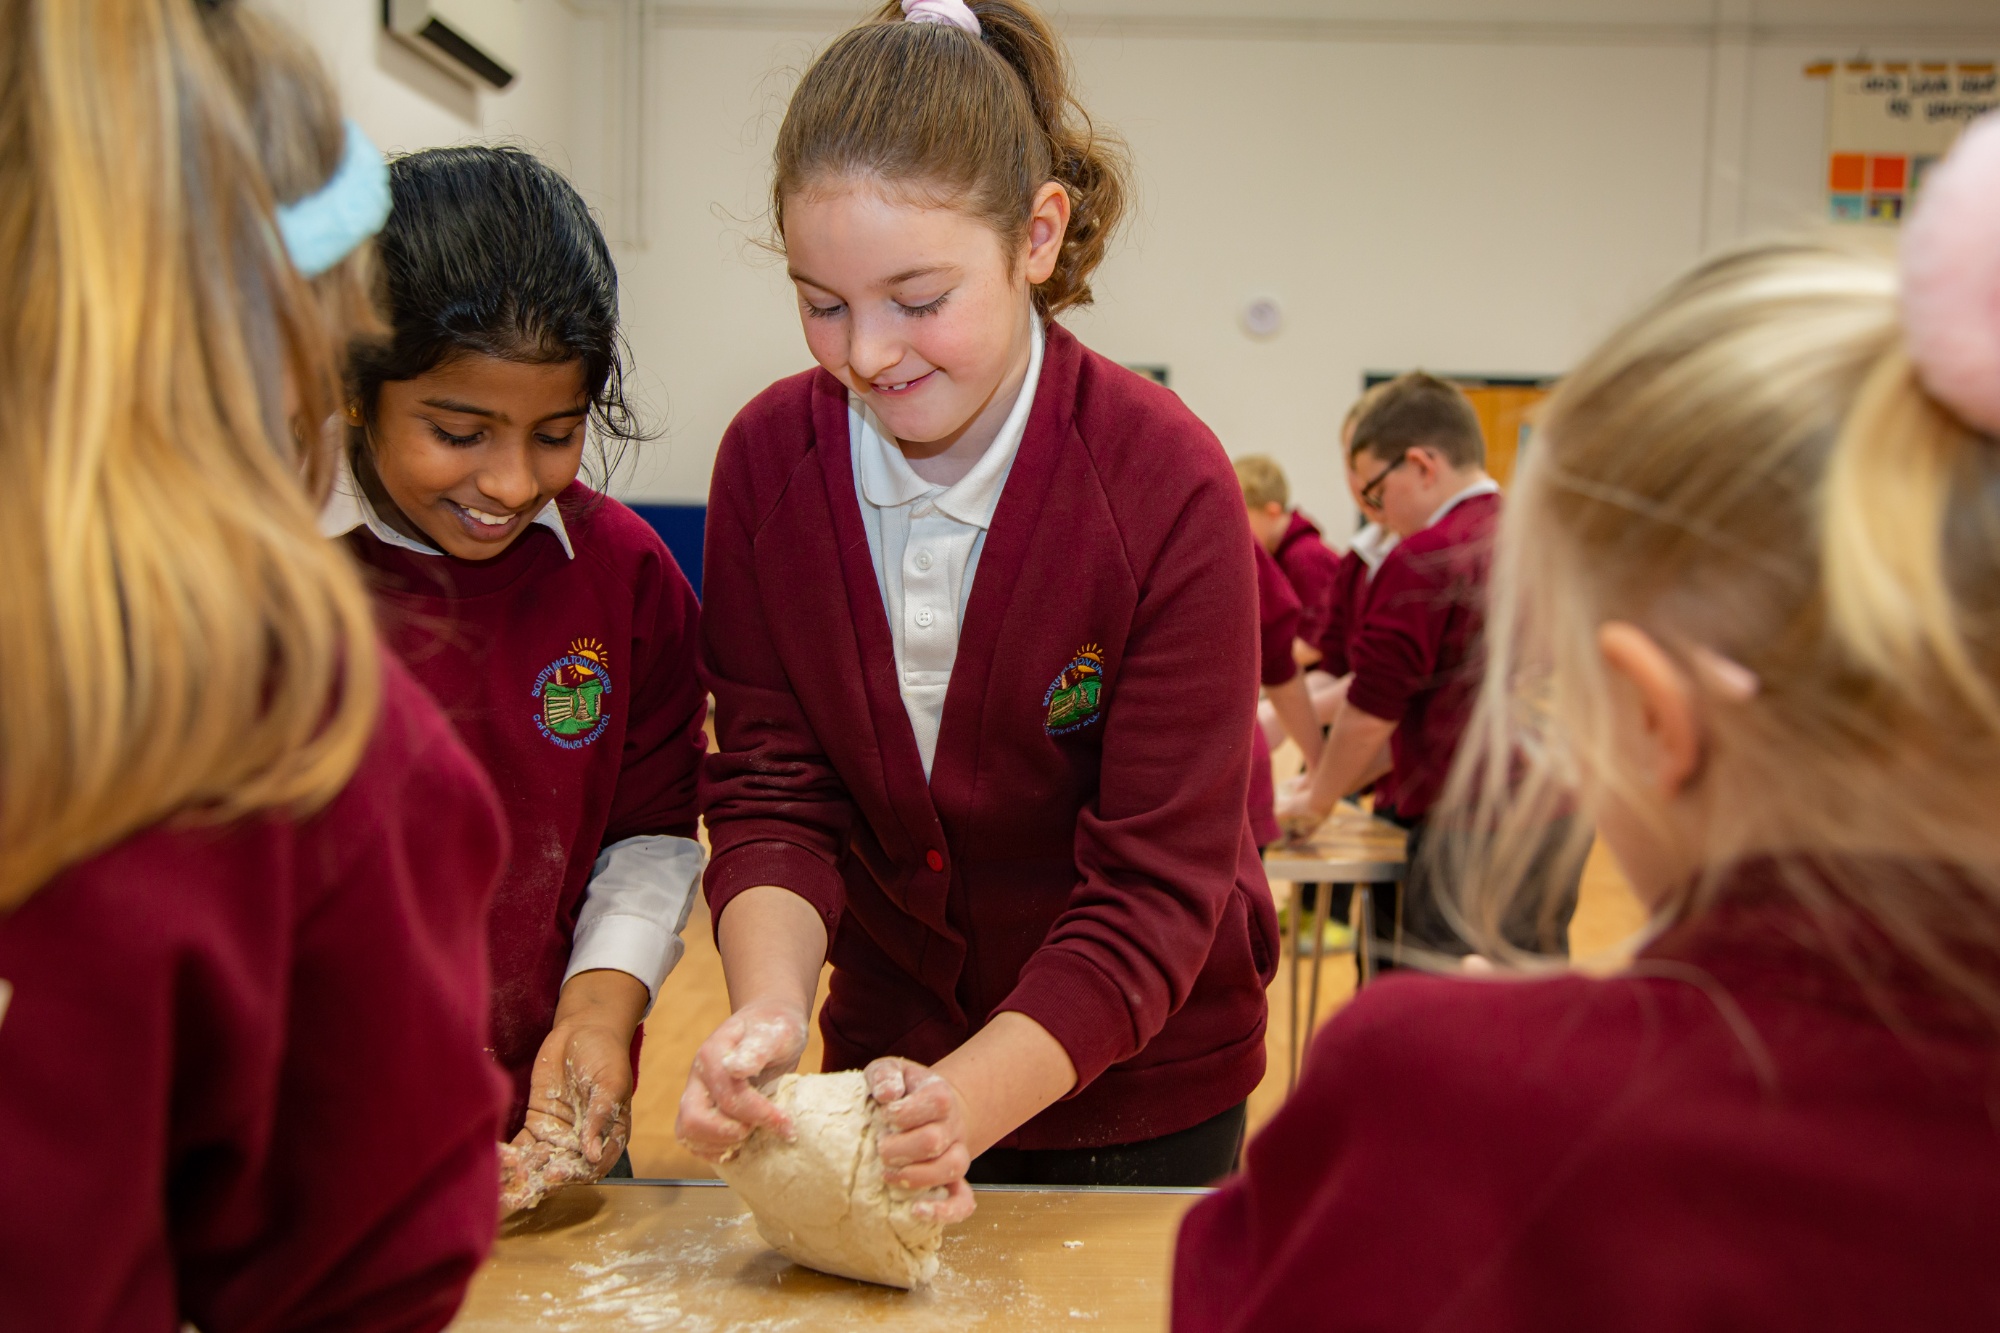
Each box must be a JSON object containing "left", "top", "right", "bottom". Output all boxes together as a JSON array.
[
  {"left": 1043, "top": 643, "right": 1105, "bottom": 735},
  {"left": 532, "top": 637, "right": 612, "bottom": 749}
]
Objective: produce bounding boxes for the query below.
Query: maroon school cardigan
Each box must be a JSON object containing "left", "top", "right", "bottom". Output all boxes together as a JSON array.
[
  {"left": 1311, "top": 548, "right": 1369, "bottom": 676},
  {"left": 0, "top": 655, "right": 509, "bottom": 1333},
  {"left": 1248, "top": 543, "right": 1302, "bottom": 848},
  {"left": 1173, "top": 858, "right": 2000, "bottom": 1331},
  {"left": 1346, "top": 492, "right": 1498, "bottom": 821},
  {"left": 1271, "top": 510, "right": 1344, "bottom": 649},
  {"left": 700, "top": 322, "right": 1278, "bottom": 1150},
  {"left": 345, "top": 486, "right": 706, "bottom": 1134}
]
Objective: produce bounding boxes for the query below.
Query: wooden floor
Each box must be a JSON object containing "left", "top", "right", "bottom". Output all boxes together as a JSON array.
[{"left": 627, "top": 745, "right": 1648, "bottom": 1177}]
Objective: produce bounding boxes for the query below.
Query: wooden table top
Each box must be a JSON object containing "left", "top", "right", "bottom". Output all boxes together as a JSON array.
[
  {"left": 1262, "top": 803, "right": 1407, "bottom": 883},
  {"left": 449, "top": 1179, "right": 1204, "bottom": 1332}
]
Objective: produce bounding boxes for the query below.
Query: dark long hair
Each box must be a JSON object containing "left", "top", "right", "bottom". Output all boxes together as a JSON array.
[{"left": 349, "top": 145, "right": 647, "bottom": 486}]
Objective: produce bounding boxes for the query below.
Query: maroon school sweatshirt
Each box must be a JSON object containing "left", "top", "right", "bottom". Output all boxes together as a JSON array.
[
  {"left": 1345, "top": 491, "right": 1498, "bottom": 821},
  {"left": 0, "top": 655, "right": 508, "bottom": 1333},
  {"left": 1271, "top": 510, "right": 1344, "bottom": 649},
  {"left": 344, "top": 485, "right": 705, "bottom": 1132},
  {"left": 1173, "top": 858, "right": 2000, "bottom": 1331},
  {"left": 701, "top": 322, "right": 1278, "bottom": 1150},
  {"left": 1311, "top": 548, "right": 1370, "bottom": 676},
  {"left": 1249, "top": 543, "right": 1302, "bottom": 848}
]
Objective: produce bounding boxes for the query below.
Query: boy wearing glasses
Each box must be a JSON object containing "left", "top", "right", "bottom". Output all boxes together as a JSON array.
[{"left": 1276, "top": 373, "right": 1569, "bottom": 967}]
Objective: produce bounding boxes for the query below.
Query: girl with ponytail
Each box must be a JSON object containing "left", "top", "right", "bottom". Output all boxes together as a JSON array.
[
  {"left": 0, "top": 1, "right": 509, "bottom": 1324},
  {"left": 682, "top": 0, "right": 1276, "bottom": 1210},
  {"left": 1173, "top": 115, "right": 2000, "bottom": 1329}
]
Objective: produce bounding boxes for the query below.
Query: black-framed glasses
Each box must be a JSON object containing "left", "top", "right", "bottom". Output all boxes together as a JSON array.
[{"left": 1358, "top": 453, "right": 1409, "bottom": 511}]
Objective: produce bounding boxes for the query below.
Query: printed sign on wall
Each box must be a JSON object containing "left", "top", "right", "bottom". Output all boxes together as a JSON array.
[{"left": 1809, "top": 60, "right": 1998, "bottom": 223}]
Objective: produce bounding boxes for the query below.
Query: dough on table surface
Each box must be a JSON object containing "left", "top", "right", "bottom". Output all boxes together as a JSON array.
[
  {"left": 499, "top": 1129, "right": 596, "bottom": 1215},
  {"left": 716, "top": 1070, "right": 945, "bottom": 1288}
]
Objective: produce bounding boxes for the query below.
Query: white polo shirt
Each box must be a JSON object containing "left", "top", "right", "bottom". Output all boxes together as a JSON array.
[{"left": 851, "top": 318, "right": 1045, "bottom": 778}]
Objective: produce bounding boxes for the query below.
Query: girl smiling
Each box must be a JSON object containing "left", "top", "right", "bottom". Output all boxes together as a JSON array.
[
  {"left": 679, "top": 0, "right": 1276, "bottom": 1215},
  {"left": 328, "top": 146, "right": 707, "bottom": 1206}
]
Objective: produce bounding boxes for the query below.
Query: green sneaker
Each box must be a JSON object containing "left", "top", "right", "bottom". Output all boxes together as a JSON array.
[{"left": 1291, "top": 919, "right": 1355, "bottom": 956}]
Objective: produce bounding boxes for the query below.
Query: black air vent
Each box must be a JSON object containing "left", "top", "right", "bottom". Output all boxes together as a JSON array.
[{"left": 418, "top": 17, "right": 513, "bottom": 88}]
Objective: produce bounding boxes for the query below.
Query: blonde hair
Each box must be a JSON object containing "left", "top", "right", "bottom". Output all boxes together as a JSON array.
[
  {"left": 1449, "top": 235, "right": 2000, "bottom": 1020},
  {"left": 1234, "top": 455, "right": 1290, "bottom": 510},
  {"left": 0, "top": 0, "right": 380, "bottom": 909},
  {"left": 773, "top": 0, "right": 1130, "bottom": 318}
]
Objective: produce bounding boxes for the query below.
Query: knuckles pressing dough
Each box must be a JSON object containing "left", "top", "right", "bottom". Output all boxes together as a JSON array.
[{"left": 716, "top": 1070, "right": 945, "bottom": 1288}]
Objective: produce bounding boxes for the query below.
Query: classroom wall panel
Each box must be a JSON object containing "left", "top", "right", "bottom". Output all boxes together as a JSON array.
[
  {"left": 600, "top": 12, "right": 1994, "bottom": 541},
  {"left": 265, "top": 2, "right": 2000, "bottom": 546}
]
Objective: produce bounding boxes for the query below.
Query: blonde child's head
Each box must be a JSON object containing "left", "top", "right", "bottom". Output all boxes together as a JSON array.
[
  {"left": 0, "top": 0, "right": 379, "bottom": 907},
  {"left": 1450, "top": 226, "right": 2000, "bottom": 1017},
  {"left": 1235, "top": 455, "right": 1291, "bottom": 551}
]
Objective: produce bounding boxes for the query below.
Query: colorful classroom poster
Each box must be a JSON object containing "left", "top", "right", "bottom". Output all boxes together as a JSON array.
[{"left": 1812, "top": 60, "right": 1997, "bottom": 224}]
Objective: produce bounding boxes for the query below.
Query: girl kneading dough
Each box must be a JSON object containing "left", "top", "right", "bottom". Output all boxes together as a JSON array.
[{"left": 679, "top": 0, "right": 1277, "bottom": 1218}]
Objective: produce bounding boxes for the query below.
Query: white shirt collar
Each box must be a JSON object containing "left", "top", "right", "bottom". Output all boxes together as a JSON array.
[
  {"left": 1425, "top": 476, "right": 1501, "bottom": 531},
  {"left": 1349, "top": 521, "right": 1398, "bottom": 571},
  {"left": 319, "top": 448, "right": 575, "bottom": 560},
  {"left": 852, "top": 317, "right": 1044, "bottom": 530}
]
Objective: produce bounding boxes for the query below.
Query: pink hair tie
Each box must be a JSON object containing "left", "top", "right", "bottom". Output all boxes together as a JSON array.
[
  {"left": 1901, "top": 110, "right": 2000, "bottom": 436},
  {"left": 902, "top": 0, "right": 980, "bottom": 37}
]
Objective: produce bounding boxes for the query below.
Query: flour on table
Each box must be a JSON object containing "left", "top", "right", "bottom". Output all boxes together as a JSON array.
[{"left": 716, "top": 1070, "right": 946, "bottom": 1288}]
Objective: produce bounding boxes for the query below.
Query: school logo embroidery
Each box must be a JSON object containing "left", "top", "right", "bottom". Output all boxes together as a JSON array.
[
  {"left": 532, "top": 637, "right": 613, "bottom": 749},
  {"left": 1043, "top": 643, "right": 1106, "bottom": 735}
]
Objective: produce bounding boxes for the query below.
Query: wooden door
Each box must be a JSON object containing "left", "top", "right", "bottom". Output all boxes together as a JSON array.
[{"left": 1458, "top": 383, "right": 1550, "bottom": 487}]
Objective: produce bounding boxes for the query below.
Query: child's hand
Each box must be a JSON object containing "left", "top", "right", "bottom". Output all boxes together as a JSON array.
[
  {"left": 498, "top": 1134, "right": 595, "bottom": 1215},
  {"left": 676, "top": 999, "right": 809, "bottom": 1161},
  {"left": 519, "top": 1016, "right": 636, "bottom": 1177},
  {"left": 1274, "top": 787, "right": 1329, "bottom": 841},
  {"left": 866, "top": 1056, "right": 978, "bottom": 1225},
  {"left": 502, "top": 969, "right": 649, "bottom": 1212}
]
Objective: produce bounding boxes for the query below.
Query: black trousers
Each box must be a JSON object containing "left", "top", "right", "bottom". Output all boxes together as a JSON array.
[
  {"left": 965, "top": 1102, "right": 1247, "bottom": 1188},
  {"left": 1371, "top": 816, "right": 1583, "bottom": 973}
]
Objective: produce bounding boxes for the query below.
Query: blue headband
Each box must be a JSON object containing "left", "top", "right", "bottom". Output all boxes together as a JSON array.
[{"left": 275, "top": 120, "right": 391, "bottom": 278}]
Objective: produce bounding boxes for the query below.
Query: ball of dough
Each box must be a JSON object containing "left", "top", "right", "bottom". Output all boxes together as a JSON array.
[{"left": 716, "top": 1070, "right": 944, "bottom": 1288}]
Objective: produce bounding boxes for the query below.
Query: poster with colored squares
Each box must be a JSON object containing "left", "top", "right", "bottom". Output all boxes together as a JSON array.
[{"left": 1810, "top": 59, "right": 1998, "bottom": 225}]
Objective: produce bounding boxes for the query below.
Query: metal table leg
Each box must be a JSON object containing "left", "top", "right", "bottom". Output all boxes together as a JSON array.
[
  {"left": 1300, "top": 881, "right": 1334, "bottom": 1060},
  {"left": 1286, "top": 881, "right": 1305, "bottom": 1092},
  {"left": 1355, "top": 884, "right": 1374, "bottom": 987}
]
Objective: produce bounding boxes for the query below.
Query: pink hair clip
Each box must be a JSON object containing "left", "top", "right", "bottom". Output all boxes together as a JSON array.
[
  {"left": 1901, "top": 110, "right": 2000, "bottom": 437},
  {"left": 902, "top": 0, "right": 981, "bottom": 37},
  {"left": 1689, "top": 646, "right": 1761, "bottom": 704}
]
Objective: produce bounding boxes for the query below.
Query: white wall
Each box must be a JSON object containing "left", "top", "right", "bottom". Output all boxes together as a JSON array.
[
  {"left": 602, "top": 8, "right": 1999, "bottom": 535},
  {"left": 259, "top": 0, "right": 591, "bottom": 172},
  {"left": 269, "top": 1, "right": 2000, "bottom": 539}
]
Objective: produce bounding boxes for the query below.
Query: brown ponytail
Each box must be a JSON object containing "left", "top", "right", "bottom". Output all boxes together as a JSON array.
[{"left": 772, "top": 0, "right": 1129, "bottom": 317}]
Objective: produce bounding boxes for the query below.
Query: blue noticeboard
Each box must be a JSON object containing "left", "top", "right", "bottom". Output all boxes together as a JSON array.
[{"left": 628, "top": 503, "right": 706, "bottom": 599}]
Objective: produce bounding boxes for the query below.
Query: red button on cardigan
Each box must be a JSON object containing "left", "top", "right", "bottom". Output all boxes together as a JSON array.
[{"left": 925, "top": 849, "right": 945, "bottom": 872}]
